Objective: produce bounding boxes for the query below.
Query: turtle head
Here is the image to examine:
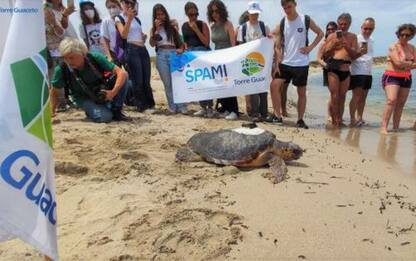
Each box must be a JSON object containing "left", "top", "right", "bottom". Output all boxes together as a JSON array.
[
  {"left": 175, "top": 147, "right": 203, "bottom": 162},
  {"left": 274, "top": 140, "right": 304, "bottom": 161}
]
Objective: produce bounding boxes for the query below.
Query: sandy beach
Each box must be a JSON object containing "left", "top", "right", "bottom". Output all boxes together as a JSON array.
[{"left": 0, "top": 66, "right": 415, "bottom": 260}]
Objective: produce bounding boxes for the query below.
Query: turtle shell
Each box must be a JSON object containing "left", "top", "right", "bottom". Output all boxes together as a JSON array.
[{"left": 187, "top": 128, "right": 276, "bottom": 165}]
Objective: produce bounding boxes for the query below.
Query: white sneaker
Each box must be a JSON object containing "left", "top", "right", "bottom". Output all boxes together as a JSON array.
[
  {"left": 179, "top": 107, "right": 188, "bottom": 115},
  {"left": 193, "top": 108, "right": 206, "bottom": 116},
  {"left": 144, "top": 108, "right": 156, "bottom": 114},
  {"left": 225, "top": 112, "right": 238, "bottom": 120}
]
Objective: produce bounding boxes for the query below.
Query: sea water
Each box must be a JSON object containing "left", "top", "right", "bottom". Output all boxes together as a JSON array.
[{"left": 301, "top": 67, "right": 416, "bottom": 175}]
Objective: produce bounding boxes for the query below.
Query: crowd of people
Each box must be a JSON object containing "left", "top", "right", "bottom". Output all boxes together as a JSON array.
[{"left": 44, "top": 0, "right": 416, "bottom": 134}]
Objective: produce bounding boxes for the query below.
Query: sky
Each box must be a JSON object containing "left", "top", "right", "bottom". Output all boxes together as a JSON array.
[{"left": 0, "top": 0, "right": 416, "bottom": 58}]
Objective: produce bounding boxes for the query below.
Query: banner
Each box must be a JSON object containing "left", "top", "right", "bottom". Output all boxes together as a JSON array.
[
  {"left": 0, "top": 0, "right": 58, "bottom": 260},
  {"left": 171, "top": 38, "right": 274, "bottom": 103}
]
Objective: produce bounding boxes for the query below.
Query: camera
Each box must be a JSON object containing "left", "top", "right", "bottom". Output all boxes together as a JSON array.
[{"left": 336, "top": 30, "right": 343, "bottom": 39}]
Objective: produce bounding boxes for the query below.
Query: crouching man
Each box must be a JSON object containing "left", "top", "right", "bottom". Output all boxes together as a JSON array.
[{"left": 51, "top": 37, "right": 129, "bottom": 122}]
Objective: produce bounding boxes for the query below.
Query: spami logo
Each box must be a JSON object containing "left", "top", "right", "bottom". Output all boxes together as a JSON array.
[
  {"left": 241, "top": 52, "right": 265, "bottom": 77},
  {"left": 184, "top": 64, "right": 228, "bottom": 83},
  {"left": 10, "top": 48, "right": 53, "bottom": 148}
]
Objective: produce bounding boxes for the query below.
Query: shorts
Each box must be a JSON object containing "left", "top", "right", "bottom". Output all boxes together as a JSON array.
[
  {"left": 382, "top": 73, "right": 412, "bottom": 89},
  {"left": 275, "top": 64, "right": 309, "bottom": 87},
  {"left": 350, "top": 75, "right": 373, "bottom": 90}
]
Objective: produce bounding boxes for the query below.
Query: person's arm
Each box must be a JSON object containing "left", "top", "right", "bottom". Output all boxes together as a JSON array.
[
  {"left": 45, "top": 8, "right": 64, "bottom": 36},
  {"left": 49, "top": 65, "right": 65, "bottom": 117},
  {"left": 316, "top": 43, "right": 327, "bottom": 68},
  {"left": 411, "top": 45, "right": 416, "bottom": 70},
  {"left": 103, "top": 66, "right": 128, "bottom": 101},
  {"left": 101, "top": 37, "right": 113, "bottom": 62},
  {"left": 389, "top": 44, "right": 413, "bottom": 70},
  {"left": 272, "top": 24, "right": 283, "bottom": 64},
  {"left": 322, "top": 34, "right": 339, "bottom": 56},
  {"left": 226, "top": 21, "right": 236, "bottom": 47},
  {"left": 300, "top": 18, "right": 323, "bottom": 54},
  {"left": 100, "top": 21, "right": 113, "bottom": 61},
  {"left": 344, "top": 34, "right": 359, "bottom": 59},
  {"left": 60, "top": 6, "right": 75, "bottom": 29},
  {"left": 50, "top": 87, "right": 59, "bottom": 117},
  {"left": 189, "top": 21, "right": 210, "bottom": 47},
  {"left": 116, "top": 8, "right": 135, "bottom": 39}
]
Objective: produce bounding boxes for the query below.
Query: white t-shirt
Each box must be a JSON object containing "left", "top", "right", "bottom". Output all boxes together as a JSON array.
[
  {"left": 79, "top": 23, "right": 104, "bottom": 54},
  {"left": 351, "top": 34, "right": 374, "bottom": 76},
  {"left": 114, "top": 14, "right": 144, "bottom": 43},
  {"left": 236, "top": 21, "right": 270, "bottom": 43},
  {"left": 156, "top": 27, "right": 175, "bottom": 47},
  {"left": 101, "top": 18, "right": 117, "bottom": 52},
  {"left": 281, "top": 14, "right": 309, "bottom": 67}
]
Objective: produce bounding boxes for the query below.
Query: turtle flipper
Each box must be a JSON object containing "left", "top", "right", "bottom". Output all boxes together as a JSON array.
[{"left": 268, "top": 155, "right": 287, "bottom": 183}]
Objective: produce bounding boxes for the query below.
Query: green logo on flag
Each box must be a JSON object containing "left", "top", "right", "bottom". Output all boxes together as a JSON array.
[
  {"left": 10, "top": 48, "right": 53, "bottom": 148},
  {"left": 241, "top": 52, "right": 265, "bottom": 77}
]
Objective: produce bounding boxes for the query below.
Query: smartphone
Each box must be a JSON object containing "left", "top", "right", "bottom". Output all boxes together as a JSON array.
[
  {"left": 361, "top": 42, "right": 368, "bottom": 48},
  {"left": 336, "top": 30, "right": 342, "bottom": 39},
  {"left": 67, "top": 0, "right": 74, "bottom": 8}
]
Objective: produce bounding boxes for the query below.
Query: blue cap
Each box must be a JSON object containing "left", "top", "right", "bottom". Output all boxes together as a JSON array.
[{"left": 79, "top": 0, "right": 94, "bottom": 7}]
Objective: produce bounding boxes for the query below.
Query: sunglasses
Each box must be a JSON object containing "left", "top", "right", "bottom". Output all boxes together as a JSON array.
[
  {"left": 327, "top": 27, "right": 336, "bottom": 31},
  {"left": 400, "top": 33, "right": 412, "bottom": 38},
  {"left": 188, "top": 12, "right": 198, "bottom": 17},
  {"left": 363, "top": 27, "right": 374, "bottom": 31}
]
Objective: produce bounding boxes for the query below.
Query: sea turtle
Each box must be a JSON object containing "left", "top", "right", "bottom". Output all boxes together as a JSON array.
[{"left": 176, "top": 126, "right": 303, "bottom": 182}]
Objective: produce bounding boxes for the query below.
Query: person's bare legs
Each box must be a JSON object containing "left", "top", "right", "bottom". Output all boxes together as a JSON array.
[
  {"left": 338, "top": 76, "right": 351, "bottom": 127},
  {"left": 380, "top": 85, "right": 400, "bottom": 134},
  {"left": 245, "top": 95, "right": 252, "bottom": 116},
  {"left": 327, "top": 73, "right": 340, "bottom": 126},
  {"left": 392, "top": 87, "right": 410, "bottom": 130},
  {"left": 297, "top": 86, "right": 306, "bottom": 121},
  {"left": 357, "top": 88, "right": 369, "bottom": 123},
  {"left": 280, "top": 83, "right": 289, "bottom": 117},
  {"left": 349, "top": 87, "right": 361, "bottom": 125},
  {"left": 270, "top": 78, "right": 286, "bottom": 117},
  {"left": 327, "top": 99, "right": 331, "bottom": 122}
]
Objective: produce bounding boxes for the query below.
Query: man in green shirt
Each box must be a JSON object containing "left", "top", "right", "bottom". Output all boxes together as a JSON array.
[{"left": 51, "top": 37, "right": 129, "bottom": 122}]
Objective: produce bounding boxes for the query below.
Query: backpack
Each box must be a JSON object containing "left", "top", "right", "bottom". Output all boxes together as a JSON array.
[
  {"left": 279, "top": 15, "right": 310, "bottom": 51},
  {"left": 114, "top": 15, "right": 142, "bottom": 63},
  {"left": 241, "top": 21, "right": 266, "bottom": 43}
]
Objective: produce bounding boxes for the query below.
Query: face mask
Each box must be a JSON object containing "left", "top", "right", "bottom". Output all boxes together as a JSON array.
[
  {"left": 84, "top": 9, "right": 95, "bottom": 19},
  {"left": 108, "top": 7, "right": 121, "bottom": 17}
]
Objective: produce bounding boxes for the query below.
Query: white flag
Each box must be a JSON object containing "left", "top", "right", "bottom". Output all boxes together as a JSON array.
[
  {"left": 0, "top": 0, "right": 58, "bottom": 260},
  {"left": 171, "top": 38, "right": 274, "bottom": 103}
]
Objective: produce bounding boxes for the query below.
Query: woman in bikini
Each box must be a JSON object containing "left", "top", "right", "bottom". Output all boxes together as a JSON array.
[
  {"left": 381, "top": 23, "right": 416, "bottom": 134},
  {"left": 317, "top": 21, "right": 338, "bottom": 122}
]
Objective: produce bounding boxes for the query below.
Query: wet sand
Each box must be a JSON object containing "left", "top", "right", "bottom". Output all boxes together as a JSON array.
[{"left": 297, "top": 68, "right": 416, "bottom": 176}]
